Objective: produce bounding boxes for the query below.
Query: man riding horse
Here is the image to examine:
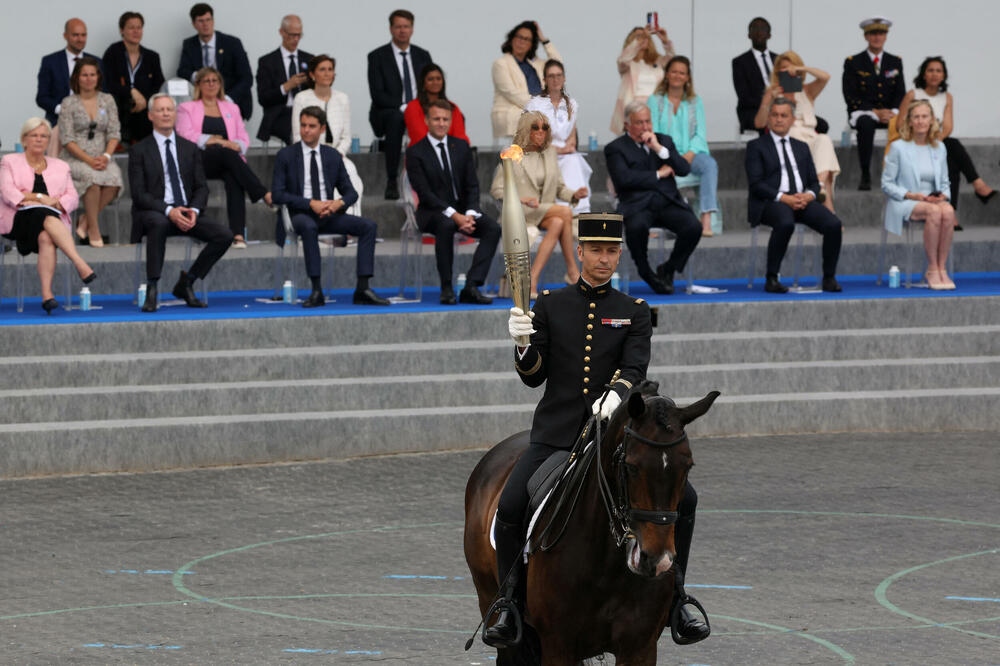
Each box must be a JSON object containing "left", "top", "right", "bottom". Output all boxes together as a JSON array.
[{"left": 488, "top": 213, "right": 710, "bottom": 648}]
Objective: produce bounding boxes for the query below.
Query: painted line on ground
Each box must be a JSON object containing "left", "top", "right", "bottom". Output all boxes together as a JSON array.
[
  {"left": 946, "top": 596, "right": 1000, "bottom": 603},
  {"left": 83, "top": 643, "right": 182, "bottom": 650},
  {"left": 103, "top": 569, "right": 195, "bottom": 575}
]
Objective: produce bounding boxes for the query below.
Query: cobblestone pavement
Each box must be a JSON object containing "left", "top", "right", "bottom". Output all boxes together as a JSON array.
[{"left": 2, "top": 431, "right": 998, "bottom": 664}]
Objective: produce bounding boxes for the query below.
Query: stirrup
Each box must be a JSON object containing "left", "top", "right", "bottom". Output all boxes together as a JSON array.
[
  {"left": 482, "top": 597, "right": 523, "bottom": 648},
  {"left": 669, "top": 593, "right": 711, "bottom": 645}
]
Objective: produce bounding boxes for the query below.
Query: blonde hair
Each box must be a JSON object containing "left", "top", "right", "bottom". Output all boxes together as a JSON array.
[
  {"left": 20, "top": 117, "right": 52, "bottom": 141},
  {"left": 898, "top": 99, "right": 942, "bottom": 146},
  {"left": 513, "top": 111, "right": 552, "bottom": 151},
  {"left": 624, "top": 27, "right": 659, "bottom": 66},
  {"left": 653, "top": 55, "right": 695, "bottom": 99},
  {"left": 193, "top": 66, "right": 226, "bottom": 100},
  {"left": 769, "top": 50, "right": 805, "bottom": 88}
]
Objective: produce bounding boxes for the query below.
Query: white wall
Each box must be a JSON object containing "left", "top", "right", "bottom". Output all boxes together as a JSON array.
[{"left": 3, "top": 0, "right": 996, "bottom": 149}]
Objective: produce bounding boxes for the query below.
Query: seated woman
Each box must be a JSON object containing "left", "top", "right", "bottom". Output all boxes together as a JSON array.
[
  {"left": 647, "top": 55, "right": 719, "bottom": 236},
  {"left": 291, "top": 55, "right": 363, "bottom": 217},
  {"left": 898, "top": 56, "right": 995, "bottom": 218},
  {"left": 882, "top": 100, "right": 956, "bottom": 290},
  {"left": 405, "top": 63, "right": 469, "bottom": 144},
  {"left": 755, "top": 50, "right": 840, "bottom": 213},
  {"left": 58, "top": 57, "right": 122, "bottom": 247},
  {"left": 611, "top": 25, "right": 673, "bottom": 134},
  {"left": 490, "top": 111, "right": 588, "bottom": 296},
  {"left": 525, "top": 59, "right": 592, "bottom": 215},
  {"left": 491, "top": 21, "right": 560, "bottom": 142},
  {"left": 102, "top": 11, "right": 165, "bottom": 145},
  {"left": 0, "top": 118, "right": 96, "bottom": 314},
  {"left": 176, "top": 67, "right": 270, "bottom": 248}
]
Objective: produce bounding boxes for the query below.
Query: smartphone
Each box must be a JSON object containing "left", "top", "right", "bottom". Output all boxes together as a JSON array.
[
  {"left": 929, "top": 191, "right": 942, "bottom": 197},
  {"left": 646, "top": 12, "right": 654, "bottom": 27},
  {"left": 778, "top": 71, "right": 803, "bottom": 93}
]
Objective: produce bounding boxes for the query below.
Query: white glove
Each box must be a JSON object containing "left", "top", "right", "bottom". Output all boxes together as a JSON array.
[
  {"left": 508, "top": 307, "right": 536, "bottom": 342},
  {"left": 592, "top": 390, "right": 622, "bottom": 419}
]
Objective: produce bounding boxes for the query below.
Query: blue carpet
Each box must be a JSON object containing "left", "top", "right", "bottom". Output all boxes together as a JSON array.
[{"left": 3, "top": 272, "right": 1000, "bottom": 326}]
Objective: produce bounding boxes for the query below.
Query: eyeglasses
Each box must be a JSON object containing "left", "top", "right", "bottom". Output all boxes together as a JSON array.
[
  {"left": 530, "top": 124, "right": 550, "bottom": 131},
  {"left": 87, "top": 122, "right": 96, "bottom": 141}
]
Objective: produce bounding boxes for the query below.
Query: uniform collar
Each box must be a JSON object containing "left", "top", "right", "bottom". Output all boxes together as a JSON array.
[{"left": 577, "top": 277, "right": 613, "bottom": 299}]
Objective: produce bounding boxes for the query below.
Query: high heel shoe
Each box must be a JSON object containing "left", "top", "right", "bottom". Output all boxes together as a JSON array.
[
  {"left": 81, "top": 271, "right": 97, "bottom": 285},
  {"left": 88, "top": 236, "right": 104, "bottom": 248},
  {"left": 976, "top": 190, "right": 996, "bottom": 205},
  {"left": 42, "top": 298, "right": 58, "bottom": 314}
]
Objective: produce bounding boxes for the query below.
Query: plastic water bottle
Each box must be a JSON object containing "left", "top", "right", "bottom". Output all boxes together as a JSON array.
[
  {"left": 888, "top": 265, "right": 900, "bottom": 288},
  {"left": 80, "top": 287, "right": 91, "bottom": 311},
  {"left": 282, "top": 280, "right": 294, "bottom": 303},
  {"left": 350, "top": 134, "right": 360, "bottom": 154},
  {"left": 840, "top": 128, "right": 851, "bottom": 148},
  {"left": 456, "top": 273, "right": 467, "bottom": 290},
  {"left": 588, "top": 131, "right": 598, "bottom": 151},
  {"left": 137, "top": 283, "right": 147, "bottom": 307},
  {"left": 611, "top": 272, "right": 620, "bottom": 290}
]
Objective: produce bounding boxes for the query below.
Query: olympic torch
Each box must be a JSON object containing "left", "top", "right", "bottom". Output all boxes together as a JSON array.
[{"left": 499, "top": 145, "right": 532, "bottom": 345}]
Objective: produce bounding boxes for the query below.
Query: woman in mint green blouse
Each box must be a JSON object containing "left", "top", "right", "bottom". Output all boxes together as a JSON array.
[{"left": 647, "top": 55, "right": 718, "bottom": 236}]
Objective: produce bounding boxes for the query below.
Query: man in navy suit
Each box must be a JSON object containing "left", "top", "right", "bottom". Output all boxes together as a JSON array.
[
  {"left": 177, "top": 3, "right": 254, "bottom": 120},
  {"left": 129, "top": 94, "right": 233, "bottom": 312},
  {"left": 732, "top": 17, "right": 778, "bottom": 133},
  {"left": 406, "top": 100, "right": 499, "bottom": 305},
  {"left": 746, "top": 97, "right": 843, "bottom": 294},
  {"left": 36, "top": 18, "right": 103, "bottom": 126},
  {"left": 255, "top": 14, "right": 313, "bottom": 145},
  {"left": 272, "top": 107, "right": 390, "bottom": 307},
  {"left": 367, "top": 9, "right": 432, "bottom": 200},
  {"left": 604, "top": 101, "right": 702, "bottom": 295}
]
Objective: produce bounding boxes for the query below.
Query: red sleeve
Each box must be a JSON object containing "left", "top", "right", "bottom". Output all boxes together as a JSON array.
[
  {"left": 404, "top": 100, "right": 427, "bottom": 144},
  {"left": 448, "top": 102, "right": 470, "bottom": 143}
]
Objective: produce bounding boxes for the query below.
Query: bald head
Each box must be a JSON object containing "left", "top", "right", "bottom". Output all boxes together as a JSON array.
[
  {"left": 279, "top": 14, "right": 302, "bottom": 51},
  {"left": 64, "top": 18, "right": 87, "bottom": 54}
]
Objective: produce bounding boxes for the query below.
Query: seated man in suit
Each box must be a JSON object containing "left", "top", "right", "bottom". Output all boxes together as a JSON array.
[
  {"left": 178, "top": 3, "right": 254, "bottom": 121},
  {"left": 36, "top": 18, "right": 103, "bottom": 126},
  {"left": 129, "top": 94, "right": 234, "bottom": 312},
  {"left": 272, "top": 106, "right": 390, "bottom": 307},
  {"left": 842, "top": 17, "right": 904, "bottom": 190},
  {"left": 367, "top": 9, "right": 432, "bottom": 200},
  {"left": 405, "top": 100, "right": 499, "bottom": 305},
  {"left": 256, "top": 14, "right": 313, "bottom": 146},
  {"left": 605, "top": 100, "right": 702, "bottom": 294},
  {"left": 745, "top": 97, "right": 843, "bottom": 293}
]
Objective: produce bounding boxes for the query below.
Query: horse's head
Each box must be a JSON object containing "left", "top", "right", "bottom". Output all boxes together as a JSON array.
[{"left": 609, "top": 382, "right": 720, "bottom": 578}]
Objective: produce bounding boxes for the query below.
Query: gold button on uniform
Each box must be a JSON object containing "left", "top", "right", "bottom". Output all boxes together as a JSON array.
[
  {"left": 589, "top": 303, "right": 596, "bottom": 309},
  {"left": 585, "top": 345, "right": 591, "bottom": 352},
  {"left": 587, "top": 324, "right": 593, "bottom": 330},
  {"left": 586, "top": 334, "right": 592, "bottom": 340},
  {"left": 583, "top": 377, "right": 589, "bottom": 383},
  {"left": 588, "top": 313, "right": 594, "bottom": 319},
  {"left": 584, "top": 366, "right": 590, "bottom": 372},
  {"left": 583, "top": 388, "right": 589, "bottom": 395},
  {"left": 584, "top": 356, "right": 590, "bottom": 362}
]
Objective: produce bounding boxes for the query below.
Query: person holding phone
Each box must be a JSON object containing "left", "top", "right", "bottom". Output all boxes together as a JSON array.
[
  {"left": 610, "top": 23, "right": 674, "bottom": 134},
  {"left": 754, "top": 50, "right": 840, "bottom": 213}
]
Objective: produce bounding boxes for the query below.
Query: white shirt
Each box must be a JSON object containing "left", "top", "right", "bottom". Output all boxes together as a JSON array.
[
  {"left": 769, "top": 131, "right": 812, "bottom": 199},
  {"left": 393, "top": 45, "right": 417, "bottom": 110},
  {"left": 196, "top": 34, "right": 217, "bottom": 74},
  {"left": 428, "top": 135, "right": 479, "bottom": 219},
  {"left": 301, "top": 142, "right": 327, "bottom": 200},
  {"left": 153, "top": 131, "right": 195, "bottom": 214},
  {"left": 280, "top": 46, "right": 302, "bottom": 107},
  {"left": 55, "top": 49, "right": 85, "bottom": 115},
  {"left": 753, "top": 49, "right": 773, "bottom": 87}
]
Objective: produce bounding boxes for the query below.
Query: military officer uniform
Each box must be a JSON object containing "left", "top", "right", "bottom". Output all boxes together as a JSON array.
[{"left": 842, "top": 17, "right": 905, "bottom": 189}]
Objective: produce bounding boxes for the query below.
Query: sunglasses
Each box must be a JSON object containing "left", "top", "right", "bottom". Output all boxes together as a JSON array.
[
  {"left": 531, "top": 124, "right": 550, "bottom": 131},
  {"left": 87, "top": 122, "right": 96, "bottom": 141}
]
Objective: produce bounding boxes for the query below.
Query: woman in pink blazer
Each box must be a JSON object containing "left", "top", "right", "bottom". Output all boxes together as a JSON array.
[
  {"left": 1, "top": 118, "right": 96, "bottom": 313},
  {"left": 176, "top": 67, "right": 270, "bottom": 248}
]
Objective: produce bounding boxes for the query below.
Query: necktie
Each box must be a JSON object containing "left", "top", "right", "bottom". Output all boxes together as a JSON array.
[
  {"left": 761, "top": 52, "right": 771, "bottom": 78},
  {"left": 288, "top": 54, "right": 297, "bottom": 82},
  {"left": 873, "top": 55, "right": 880, "bottom": 75},
  {"left": 310, "top": 150, "right": 323, "bottom": 201},
  {"left": 438, "top": 141, "right": 458, "bottom": 202},
  {"left": 202, "top": 43, "right": 211, "bottom": 68},
  {"left": 780, "top": 139, "right": 798, "bottom": 194},
  {"left": 164, "top": 139, "right": 186, "bottom": 207},
  {"left": 401, "top": 51, "right": 413, "bottom": 103}
]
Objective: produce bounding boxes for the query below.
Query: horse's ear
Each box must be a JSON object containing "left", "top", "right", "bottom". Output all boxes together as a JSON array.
[
  {"left": 627, "top": 391, "right": 646, "bottom": 419},
  {"left": 678, "top": 391, "right": 721, "bottom": 425}
]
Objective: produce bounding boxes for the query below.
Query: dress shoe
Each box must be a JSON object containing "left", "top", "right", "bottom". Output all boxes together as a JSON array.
[
  {"left": 141, "top": 284, "right": 158, "bottom": 312},
  {"left": 764, "top": 276, "right": 788, "bottom": 293},
  {"left": 302, "top": 289, "right": 325, "bottom": 308},
  {"left": 384, "top": 179, "right": 399, "bottom": 200},
  {"left": 976, "top": 190, "right": 996, "bottom": 205},
  {"left": 673, "top": 605, "right": 711, "bottom": 645},
  {"left": 821, "top": 276, "right": 842, "bottom": 292},
  {"left": 858, "top": 172, "right": 871, "bottom": 191},
  {"left": 353, "top": 288, "right": 390, "bottom": 305},
  {"left": 172, "top": 271, "right": 207, "bottom": 308},
  {"left": 654, "top": 263, "right": 676, "bottom": 294},
  {"left": 41, "top": 298, "right": 58, "bottom": 315},
  {"left": 459, "top": 286, "right": 493, "bottom": 304},
  {"left": 643, "top": 275, "right": 673, "bottom": 295},
  {"left": 439, "top": 285, "right": 457, "bottom": 305}
]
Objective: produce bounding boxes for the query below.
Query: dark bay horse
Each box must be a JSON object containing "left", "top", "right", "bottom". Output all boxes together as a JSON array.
[{"left": 464, "top": 382, "right": 719, "bottom": 665}]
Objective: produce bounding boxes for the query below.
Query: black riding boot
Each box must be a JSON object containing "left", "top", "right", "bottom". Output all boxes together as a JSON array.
[
  {"left": 483, "top": 518, "right": 524, "bottom": 648},
  {"left": 671, "top": 511, "right": 711, "bottom": 645}
]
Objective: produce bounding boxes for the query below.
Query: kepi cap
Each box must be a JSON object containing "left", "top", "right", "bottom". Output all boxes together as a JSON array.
[
  {"left": 578, "top": 213, "right": 624, "bottom": 242},
  {"left": 860, "top": 17, "right": 892, "bottom": 33}
]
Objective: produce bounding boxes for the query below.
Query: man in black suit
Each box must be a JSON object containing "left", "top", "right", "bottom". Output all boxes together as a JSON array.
[
  {"left": 842, "top": 17, "right": 905, "bottom": 190},
  {"left": 177, "top": 3, "right": 254, "bottom": 120},
  {"left": 367, "top": 9, "right": 432, "bottom": 200},
  {"left": 272, "top": 107, "right": 390, "bottom": 307},
  {"left": 36, "top": 18, "right": 103, "bottom": 126},
  {"left": 732, "top": 17, "right": 777, "bottom": 133},
  {"left": 255, "top": 14, "right": 313, "bottom": 146},
  {"left": 745, "top": 97, "right": 843, "bottom": 294},
  {"left": 405, "top": 100, "right": 499, "bottom": 305},
  {"left": 604, "top": 101, "right": 702, "bottom": 295},
  {"left": 129, "top": 94, "right": 233, "bottom": 312}
]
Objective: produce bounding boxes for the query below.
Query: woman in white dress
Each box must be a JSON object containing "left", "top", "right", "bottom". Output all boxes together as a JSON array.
[
  {"left": 524, "top": 59, "right": 591, "bottom": 215},
  {"left": 754, "top": 50, "right": 840, "bottom": 213},
  {"left": 610, "top": 25, "right": 673, "bottom": 134},
  {"left": 291, "top": 55, "right": 363, "bottom": 216}
]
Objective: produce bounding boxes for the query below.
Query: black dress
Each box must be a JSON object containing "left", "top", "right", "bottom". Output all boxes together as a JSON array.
[{"left": 7, "top": 174, "right": 54, "bottom": 255}]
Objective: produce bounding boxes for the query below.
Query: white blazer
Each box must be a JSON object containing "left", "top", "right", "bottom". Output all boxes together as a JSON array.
[{"left": 490, "top": 42, "right": 561, "bottom": 138}]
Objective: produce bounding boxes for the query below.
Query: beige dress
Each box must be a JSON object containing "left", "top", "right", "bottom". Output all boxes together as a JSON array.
[
  {"left": 57, "top": 93, "right": 123, "bottom": 196},
  {"left": 490, "top": 148, "right": 576, "bottom": 228},
  {"left": 609, "top": 39, "right": 673, "bottom": 134},
  {"left": 788, "top": 91, "right": 840, "bottom": 176}
]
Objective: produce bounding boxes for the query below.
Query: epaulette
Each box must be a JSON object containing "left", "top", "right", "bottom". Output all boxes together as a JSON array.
[
  {"left": 634, "top": 298, "right": 645, "bottom": 304},
  {"left": 542, "top": 289, "right": 550, "bottom": 295},
  {"left": 846, "top": 55, "right": 853, "bottom": 61}
]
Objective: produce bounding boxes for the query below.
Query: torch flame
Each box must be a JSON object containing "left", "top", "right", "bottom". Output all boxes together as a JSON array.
[{"left": 500, "top": 144, "right": 524, "bottom": 162}]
